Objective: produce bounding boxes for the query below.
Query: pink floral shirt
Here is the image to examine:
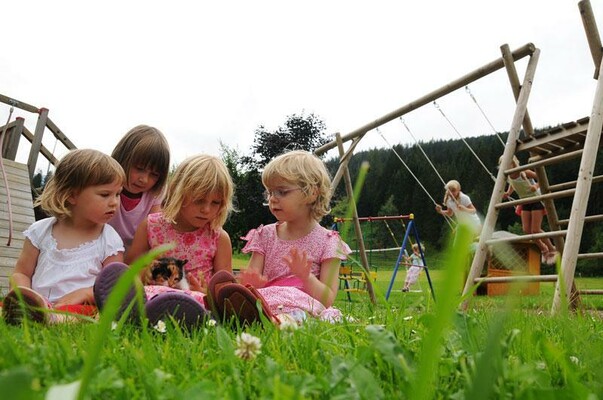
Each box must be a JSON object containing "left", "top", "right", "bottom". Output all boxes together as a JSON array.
[
  {"left": 147, "top": 212, "right": 220, "bottom": 283},
  {"left": 242, "top": 222, "right": 351, "bottom": 283}
]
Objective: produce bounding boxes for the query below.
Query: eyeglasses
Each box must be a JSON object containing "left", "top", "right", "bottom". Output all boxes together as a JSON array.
[{"left": 263, "top": 187, "right": 302, "bottom": 202}]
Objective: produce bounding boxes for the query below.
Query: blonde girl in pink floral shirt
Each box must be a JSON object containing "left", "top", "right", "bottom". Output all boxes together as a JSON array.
[{"left": 88, "top": 154, "right": 236, "bottom": 329}]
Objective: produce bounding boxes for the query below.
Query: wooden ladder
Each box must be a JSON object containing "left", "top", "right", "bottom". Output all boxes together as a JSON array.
[{"left": 462, "top": 1, "right": 603, "bottom": 313}]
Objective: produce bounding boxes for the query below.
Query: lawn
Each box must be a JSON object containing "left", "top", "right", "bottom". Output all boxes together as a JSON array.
[{"left": 2, "top": 244, "right": 603, "bottom": 399}]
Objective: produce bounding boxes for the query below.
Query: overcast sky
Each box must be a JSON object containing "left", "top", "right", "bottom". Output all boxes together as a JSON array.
[{"left": 1, "top": 1, "right": 601, "bottom": 173}]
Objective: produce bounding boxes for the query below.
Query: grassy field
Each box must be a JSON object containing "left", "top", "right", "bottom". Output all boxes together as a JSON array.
[{"left": 2, "top": 244, "right": 603, "bottom": 399}]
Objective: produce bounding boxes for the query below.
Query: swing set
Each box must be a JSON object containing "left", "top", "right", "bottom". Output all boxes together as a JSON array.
[{"left": 334, "top": 214, "right": 435, "bottom": 301}]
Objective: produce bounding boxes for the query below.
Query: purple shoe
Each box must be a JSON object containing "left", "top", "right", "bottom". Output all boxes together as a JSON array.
[
  {"left": 93, "top": 262, "right": 144, "bottom": 323},
  {"left": 145, "top": 292, "right": 209, "bottom": 331}
]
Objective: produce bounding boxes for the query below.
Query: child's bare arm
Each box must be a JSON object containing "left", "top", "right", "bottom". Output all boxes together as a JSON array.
[
  {"left": 285, "top": 248, "right": 339, "bottom": 308},
  {"left": 125, "top": 218, "right": 151, "bottom": 264},
  {"left": 213, "top": 229, "right": 232, "bottom": 273},
  {"left": 53, "top": 287, "right": 94, "bottom": 307},
  {"left": 11, "top": 239, "right": 39, "bottom": 288},
  {"left": 102, "top": 252, "right": 124, "bottom": 267}
]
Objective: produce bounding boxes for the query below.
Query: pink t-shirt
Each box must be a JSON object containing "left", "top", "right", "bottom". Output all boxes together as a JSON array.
[
  {"left": 241, "top": 222, "right": 351, "bottom": 287},
  {"left": 147, "top": 212, "right": 220, "bottom": 283},
  {"left": 108, "top": 191, "right": 162, "bottom": 247}
]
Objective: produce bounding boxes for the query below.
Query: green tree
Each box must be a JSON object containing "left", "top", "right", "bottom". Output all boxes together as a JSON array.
[{"left": 224, "top": 113, "right": 331, "bottom": 251}]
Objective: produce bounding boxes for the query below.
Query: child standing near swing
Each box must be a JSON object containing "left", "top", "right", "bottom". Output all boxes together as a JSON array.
[
  {"left": 4, "top": 149, "right": 125, "bottom": 324},
  {"left": 402, "top": 243, "right": 424, "bottom": 292},
  {"left": 95, "top": 154, "right": 235, "bottom": 329},
  {"left": 207, "top": 150, "right": 351, "bottom": 326},
  {"left": 500, "top": 156, "right": 557, "bottom": 265},
  {"left": 108, "top": 125, "right": 171, "bottom": 251}
]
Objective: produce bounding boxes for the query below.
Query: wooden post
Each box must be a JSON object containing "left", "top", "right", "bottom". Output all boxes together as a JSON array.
[
  {"left": 2, "top": 117, "right": 24, "bottom": 160},
  {"left": 578, "top": 0, "right": 602, "bottom": 79},
  {"left": 552, "top": 54, "right": 603, "bottom": 314},
  {"left": 336, "top": 134, "right": 376, "bottom": 304},
  {"left": 27, "top": 108, "right": 49, "bottom": 180},
  {"left": 461, "top": 49, "right": 540, "bottom": 309},
  {"left": 315, "top": 43, "right": 536, "bottom": 155},
  {"left": 501, "top": 44, "right": 565, "bottom": 254}
]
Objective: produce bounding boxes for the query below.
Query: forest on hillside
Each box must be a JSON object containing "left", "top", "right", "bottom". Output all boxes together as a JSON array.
[{"left": 328, "top": 131, "right": 603, "bottom": 275}]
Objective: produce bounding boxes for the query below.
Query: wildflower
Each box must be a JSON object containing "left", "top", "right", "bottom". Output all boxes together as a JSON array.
[
  {"left": 536, "top": 361, "right": 546, "bottom": 370},
  {"left": 570, "top": 356, "right": 580, "bottom": 365},
  {"left": 345, "top": 315, "right": 358, "bottom": 323},
  {"left": 207, "top": 319, "right": 217, "bottom": 327},
  {"left": 153, "top": 320, "right": 167, "bottom": 333},
  {"left": 403, "top": 316, "right": 413, "bottom": 321},
  {"left": 235, "top": 333, "right": 262, "bottom": 360},
  {"left": 279, "top": 314, "right": 299, "bottom": 331}
]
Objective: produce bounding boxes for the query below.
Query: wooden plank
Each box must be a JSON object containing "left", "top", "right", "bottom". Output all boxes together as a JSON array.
[
  {"left": 474, "top": 274, "right": 558, "bottom": 283},
  {"left": 0, "top": 159, "right": 34, "bottom": 294}
]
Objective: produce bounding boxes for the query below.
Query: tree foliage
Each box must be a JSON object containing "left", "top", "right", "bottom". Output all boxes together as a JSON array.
[{"left": 223, "top": 112, "right": 331, "bottom": 251}]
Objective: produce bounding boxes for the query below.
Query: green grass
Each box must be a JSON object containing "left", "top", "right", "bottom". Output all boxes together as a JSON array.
[{"left": 3, "top": 241, "right": 603, "bottom": 398}]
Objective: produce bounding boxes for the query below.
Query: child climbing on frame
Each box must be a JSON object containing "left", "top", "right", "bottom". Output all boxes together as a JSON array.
[{"left": 500, "top": 156, "right": 558, "bottom": 265}]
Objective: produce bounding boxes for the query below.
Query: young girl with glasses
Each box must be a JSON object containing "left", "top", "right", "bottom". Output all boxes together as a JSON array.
[{"left": 207, "top": 150, "right": 351, "bottom": 326}]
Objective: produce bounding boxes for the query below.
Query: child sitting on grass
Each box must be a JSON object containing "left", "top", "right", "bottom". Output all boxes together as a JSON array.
[
  {"left": 207, "top": 150, "right": 351, "bottom": 326},
  {"left": 3, "top": 149, "right": 125, "bottom": 325}
]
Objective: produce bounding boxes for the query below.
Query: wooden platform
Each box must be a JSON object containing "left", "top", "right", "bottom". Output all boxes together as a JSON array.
[
  {"left": 517, "top": 117, "right": 599, "bottom": 160},
  {"left": 0, "top": 159, "right": 35, "bottom": 295}
]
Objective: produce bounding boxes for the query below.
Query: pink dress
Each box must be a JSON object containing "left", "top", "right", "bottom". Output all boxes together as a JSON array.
[
  {"left": 143, "top": 212, "right": 220, "bottom": 304},
  {"left": 242, "top": 222, "right": 351, "bottom": 321}
]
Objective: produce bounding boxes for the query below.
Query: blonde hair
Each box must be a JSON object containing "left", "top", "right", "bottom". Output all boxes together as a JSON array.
[
  {"left": 262, "top": 150, "right": 332, "bottom": 221},
  {"left": 111, "top": 125, "right": 170, "bottom": 194},
  {"left": 412, "top": 243, "right": 424, "bottom": 253},
  {"left": 497, "top": 155, "right": 520, "bottom": 168},
  {"left": 443, "top": 179, "right": 461, "bottom": 205},
  {"left": 162, "top": 154, "right": 234, "bottom": 230},
  {"left": 35, "top": 149, "right": 125, "bottom": 219}
]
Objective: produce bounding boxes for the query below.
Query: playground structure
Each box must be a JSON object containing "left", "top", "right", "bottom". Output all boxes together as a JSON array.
[
  {"left": 1, "top": 2, "right": 602, "bottom": 311},
  {"left": 315, "top": 0, "right": 603, "bottom": 313},
  {"left": 0, "top": 95, "right": 76, "bottom": 293},
  {"left": 333, "top": 214, "right": 435, "bottom": 301}
]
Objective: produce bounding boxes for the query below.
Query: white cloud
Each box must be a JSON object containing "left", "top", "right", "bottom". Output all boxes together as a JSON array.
[{"left": 1, "top": 0, "right": 601, "bottom": 171}]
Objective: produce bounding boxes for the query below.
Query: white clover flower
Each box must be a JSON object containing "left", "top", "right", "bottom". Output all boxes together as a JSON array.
[
  {"left": 536, "top": 361, "right": 547, "bottom": 370},
  {"left": 278, "top": 314, "right": 299, "bottom": 331},
  {"left": 153, "top": 320, "right": 167, "bottom": 333},
  {"left": 569, "top": 356, "right": 580, "bottom": 365},
  {"left": 235, "top": 333, "right": 262, "bottom": 360},
  {"left": 207, "top": 319, "right": 217, "bottom": 327}
]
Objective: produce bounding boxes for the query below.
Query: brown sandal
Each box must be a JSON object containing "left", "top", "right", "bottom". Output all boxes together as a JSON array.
[
  {"left": 217, "top": 283, "right": 279, "bottom": 326},
  {"left": 206, "top": 270, "right": 238, "bottom": 321}
]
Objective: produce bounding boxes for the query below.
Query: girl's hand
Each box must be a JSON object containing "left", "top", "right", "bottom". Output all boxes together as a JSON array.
[
  {"left": 53, "top": 287, "right": 93, "bottom": 308},
  {"left": 187, "top": 272, "right": 206, "bottom": 293},
  {"left": 239, "top": 268, "right": 268, "bottom": 288},
  {"left": 435, "top": 205, "right": 442, "bottom": 214},
  {"left": 284, "top": 248, "right": 312, "bottom": 281}
]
